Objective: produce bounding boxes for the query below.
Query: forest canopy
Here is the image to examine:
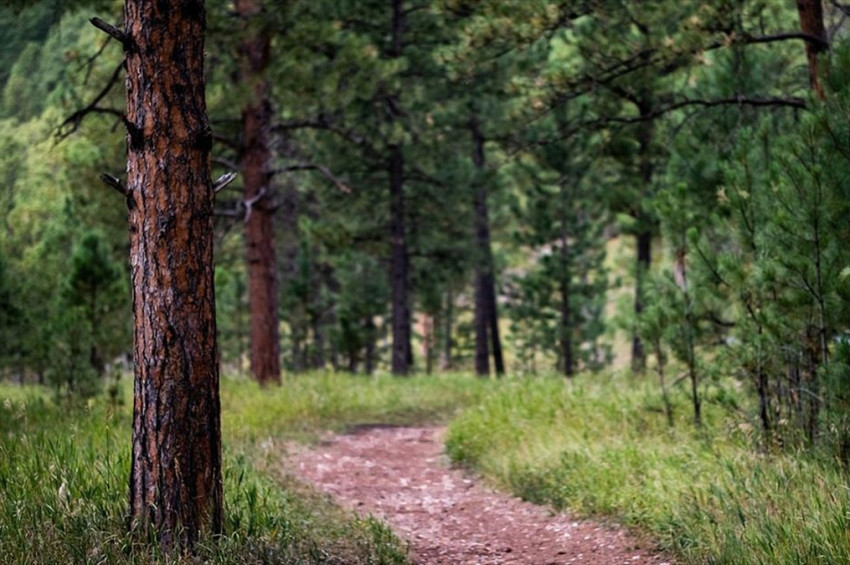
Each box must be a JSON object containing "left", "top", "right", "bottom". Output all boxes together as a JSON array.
[{"left": 0, "top": 0, "right": 848, "bottom": 449}]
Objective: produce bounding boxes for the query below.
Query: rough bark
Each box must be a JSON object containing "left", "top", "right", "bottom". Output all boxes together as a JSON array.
[
  {"left": 471, "top": 116, "right": 504, "bottom": 377},
  {"left": 237, "top": 0, "right": 280, "bottom": 385},
  {"left": 796, "top": 0, "right": 828, "bottom": 98},
  {"left": 123, "top": 0, "right": 222, "bottom": 548}
]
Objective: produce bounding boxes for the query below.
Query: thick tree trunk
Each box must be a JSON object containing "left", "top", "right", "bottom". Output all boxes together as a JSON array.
[
  {"left": 123, "top": 0, "right": 222, "bottom": 548},
  {"left": 237, "top": 0, "right": 280, "bottom": 385},
  {"left": 471, "top": 116, "right": 504, "bottom": 377},
  {"left": 389, "top": 144, "right": 411, "bottom": 375},
  {"left": 796, "top": 0, "right": 828, "bottom": 99}
]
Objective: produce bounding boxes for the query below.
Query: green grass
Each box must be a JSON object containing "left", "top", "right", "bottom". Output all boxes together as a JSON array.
[
  {"left": 445, "top": 373, "right": 850, "bottom": 564},
  {"left": 0, "top": 372, "right": 491, "bottom": 564},
  {"left": 8, "top": 370, "right": 847, "bottom": 564}
]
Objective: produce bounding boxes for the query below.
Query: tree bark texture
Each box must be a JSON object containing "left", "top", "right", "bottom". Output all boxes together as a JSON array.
[
  {"left": 471, "top": 116, "right": 504, "bottom": 377},
  {"left": 124, "top": 0, "right": 223, "bottom": 548},
  {"left": 796, "top": 0, "right": 828, "bottom": 99},
  {"left": 237, "top": 0, "right": 280, "bottom": 385}
]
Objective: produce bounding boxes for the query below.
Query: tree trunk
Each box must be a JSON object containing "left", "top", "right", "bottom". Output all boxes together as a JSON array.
[
  {"left": 473, "top": 274, "right": 490, "bottom": 376},
  {"left": 631, "top": 229, "right": 651, "bottom": 373},
  {"left": 237, "top": 0, "right": 280, "bottom": 385},
  {"left": 559, "top": 237, "right": 574, "bottom": 378},
  {"left": 796, "top": 0, "right": 828, "bottom": 99},
  {"left": 123, "top": 0, "right": 223, "bottom": 548},
  {"left": 389, "top": 144, "right": 411, "bottom": 375},
  {"left": 440, "top": 289, "right": 453, "bottom": 371},
  {"left": 364, "top": 318, "right": 377, "bottom": 374},
  {"left": 388, "top": 0, "right": 411, "bottom": 375},
  {"left": 631, "top": 107, "right": 655, "bottom": 374},
  {"left": 278, "top": 180, "right": 301, "bottom": 372},
  {"left": 471, "top": 115, "right": 504, "bottom": 376}
]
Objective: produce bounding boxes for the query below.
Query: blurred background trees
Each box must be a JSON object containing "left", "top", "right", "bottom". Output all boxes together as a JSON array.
[{"left": 3, "top": 0, "right": 850, "bottom": 452}]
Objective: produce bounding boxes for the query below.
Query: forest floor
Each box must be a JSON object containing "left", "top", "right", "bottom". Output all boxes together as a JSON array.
[{"left": 284, "top": 424, "right": 672, "bottom": 565}]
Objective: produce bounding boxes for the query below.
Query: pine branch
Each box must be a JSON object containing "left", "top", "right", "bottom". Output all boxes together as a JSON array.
[
  {"left": 57, "top": 61, "right": 125, "bottom": 140},
  {"left": 272, "top": 163, "right": 352, "bottom": 192}
]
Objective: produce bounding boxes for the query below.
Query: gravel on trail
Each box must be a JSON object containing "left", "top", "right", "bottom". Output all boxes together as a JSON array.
[{"left": 286, "top": 425, "right": 672, "bottom": 565}]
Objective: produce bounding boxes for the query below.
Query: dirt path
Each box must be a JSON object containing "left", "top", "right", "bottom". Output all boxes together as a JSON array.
[{"left": 285, "top": 425, "right": 671, "bottom": 565}]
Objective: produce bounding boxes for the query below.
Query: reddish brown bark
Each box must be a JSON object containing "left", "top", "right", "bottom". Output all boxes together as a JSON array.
[
  {"left": 237, "top": 0, "right": 281, "bottom": 385},
  {"left": 123, "top": 0, "right": 223, "bottom": 548},
  {"left": 796, "top": 0, "right": 828, "bottom": 99}
]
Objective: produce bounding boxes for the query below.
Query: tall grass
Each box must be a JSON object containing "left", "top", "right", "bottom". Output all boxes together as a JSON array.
[
  {"left": 0, "top": 370, "right": 491, "bottom": 564},
  {"left": 221, "top": 371, "right": 491, "bottom": 443},
  {"left": 445, "top": 373, "right": 850, "bottom": 564}
]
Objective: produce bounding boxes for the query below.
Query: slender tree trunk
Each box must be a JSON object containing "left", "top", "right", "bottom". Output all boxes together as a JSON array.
[
  {"left": 631, "top": 107, "right": 655, "bottom": 374},
  {"left": 487, "top": 279, "right": 504, "bottom": 375},
  {"left": 122, "top": 0, "right": 222, "bottom": 548},
  {"left": 559, "top": 233, "right": 574, "bottom": 378},
  {"left": 422, "top": 313, "right": 434, "bottom": 375},
  {"left": 278, "top": 180, "right": 300, "bottom": 372},
  {"left": 364, "top": 318, "right": 377, "bottom": 374},
  {"left": 440, "top": 289, "right": 453, "bottom": 371},
  {"left": 473, "top": 276, "right": 490, "bottom": 376},
  {"left": 796, "top": 0, "right": 828, "bottom": 99},
  {"left": 389, "top": 144, "right": 411, "bottom": 375},
  {"left": 631, "top": 230, "right": 651, "bottom": 372},
  {"left": 237, "top": 0, "right": 280, "bottom": 385},
  {"left": 653, "top": 339, "right": 674, "bottom": 427},
  {"left": 388, "top": 0, "right": 411, "bottom": 375},
  {"left": 471, "top": 115, "right": 504, "bottom": 376}
]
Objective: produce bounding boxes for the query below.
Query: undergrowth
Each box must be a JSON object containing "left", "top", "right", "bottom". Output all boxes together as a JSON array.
[
  {"left": 445, "top": 373, "right": 850, "bottom": 564},
  {"left": 0, "top": 371, "right": 490, "bottom": 564}
]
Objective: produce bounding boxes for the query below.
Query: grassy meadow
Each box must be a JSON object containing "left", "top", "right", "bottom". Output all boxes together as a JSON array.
[
  {"left": 446, "top": 373, "right": 850, "bottom": 564},
  {"left": 0, "top": 373, "right": 490, "bottom": 564},
  {"left": 2, "top": 371, "right": 850, "bottom": 563}
]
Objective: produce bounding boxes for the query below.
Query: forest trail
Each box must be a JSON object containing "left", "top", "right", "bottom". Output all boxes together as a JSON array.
[{"left": 285, "top": 425, "right": 671, "bottom": 565}]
